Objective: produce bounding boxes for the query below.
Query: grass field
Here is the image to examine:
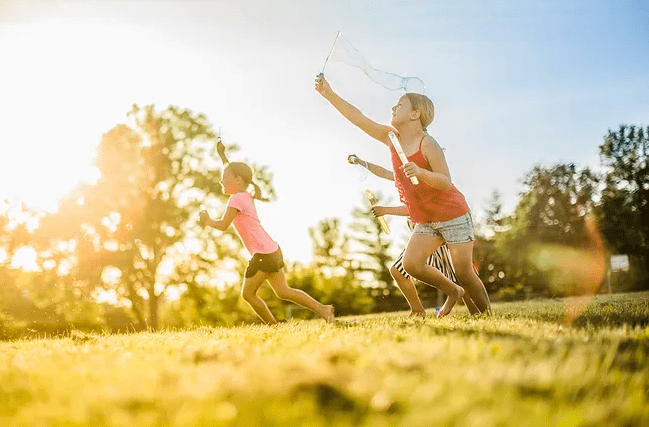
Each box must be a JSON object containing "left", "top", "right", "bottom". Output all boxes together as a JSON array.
[{"left": 1, "top": 292, "right": 648, "bottom": 427}]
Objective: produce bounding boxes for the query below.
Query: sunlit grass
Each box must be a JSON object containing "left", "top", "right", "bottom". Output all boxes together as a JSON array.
[{"left": 1, "top": 292, "right": 648, "bottom": 426}]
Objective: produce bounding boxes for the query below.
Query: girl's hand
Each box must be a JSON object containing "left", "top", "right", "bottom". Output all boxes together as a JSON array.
[
  {"left": 199, "top": 211, "right": 210, "bottom": 227},
  {"left": 402, "top": 162, "right": 423, "bottom": 179},
  {"left": 348, "top": 154, "right": 364, "bottom": 165},
  {"left": 371, "top": 206, "right": 388, "bottom": 217},
  {"left": 216, "top": 139, "right": 228, "bottom": 165},
  {"left": 314, "top": 73, "right": 333, "bottom": 97}
]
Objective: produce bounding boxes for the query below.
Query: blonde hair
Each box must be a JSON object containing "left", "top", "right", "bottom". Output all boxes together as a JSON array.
[
  {"left": 405, "top": 93, "right": 434, "bottom": 131},
  {"left": 225, "top": 162, "right": 269, "bottom": 202}
]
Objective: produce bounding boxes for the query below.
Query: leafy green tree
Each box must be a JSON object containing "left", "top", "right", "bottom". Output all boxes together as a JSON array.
[
  {"left": 474, "top": 189, "right": 515, "bottom": 299},
  {"left": 599, "top": 124, "right": 649, "bottom": 288},
  {"left": 303, "top": 217, "right": 376, "bottom": 315},
  {"left": 0, "top": 202, "right": 93, "bottom": 332},
  {"left": 0, "top": 205, "right": 22, "bottom": 330},
  {"left": 494, "top": 163, "right": 601, "bottom": 297},
  {"left": 515, "top": 164, "right": 598, "bottom": 245},
  {"left": 285, "top": 262, "right": 374, "bottom": 316},
  {"left": 483, "top": 189, "right": 504, "bottom": 229},
  {"left": 308, "top": 218, "right": 354, "bottom": 278},
  {"left": 348, "top": 191, "right": 394, "bottom": 290}
]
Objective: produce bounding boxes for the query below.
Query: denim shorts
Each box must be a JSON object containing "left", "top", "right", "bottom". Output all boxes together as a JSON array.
[{"left": 412, "top": 212, "right": 475, "bottom": 245}]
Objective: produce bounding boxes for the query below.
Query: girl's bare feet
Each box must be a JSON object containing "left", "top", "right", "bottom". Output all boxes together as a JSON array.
[
  {"left": 409, "top": 310, "right": 427, "bottom": 318},
  {"left": 322, "top": 305, "right": 335, "bottom": 323},
  {"left": 437, "top": 286, "right": 465, "bottom": 318}
]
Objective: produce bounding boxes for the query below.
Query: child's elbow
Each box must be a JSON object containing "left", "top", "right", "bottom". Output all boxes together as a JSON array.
[
  {"left": 214, "top": 221, "right": 229, "bottom": 232},
  {"left": 437, "top": 176, "right": 452, "bottom": 190}
]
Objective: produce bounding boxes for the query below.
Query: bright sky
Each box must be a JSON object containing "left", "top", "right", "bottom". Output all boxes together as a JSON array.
[{"left": 1, "top": 0, "right": 648, "bottom": 264}]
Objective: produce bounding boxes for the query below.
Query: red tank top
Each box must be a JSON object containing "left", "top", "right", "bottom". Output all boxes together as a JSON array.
[{"left": 390, "top": 136, "right": 470, "bottom": 223}]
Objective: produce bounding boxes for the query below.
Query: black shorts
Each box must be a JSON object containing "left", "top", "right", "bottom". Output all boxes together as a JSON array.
[{"left": 244, "top": 247, "right": 285, "bottom": 278}]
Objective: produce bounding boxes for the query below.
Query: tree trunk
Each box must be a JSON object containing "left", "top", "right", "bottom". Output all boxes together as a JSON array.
[
  {"left": 148, "top": 290, "right": 159, "bottom": 331},
  {"left": 126, "top": 283, "right": 147, "bottom": 330}
]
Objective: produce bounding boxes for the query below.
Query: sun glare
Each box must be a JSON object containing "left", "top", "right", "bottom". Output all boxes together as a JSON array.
[
  {"left": 1, "top": 18, "right": 138, "bottom": 213},
  {"left": 10, "top": 246, "right": 38, "bottom": 271}
]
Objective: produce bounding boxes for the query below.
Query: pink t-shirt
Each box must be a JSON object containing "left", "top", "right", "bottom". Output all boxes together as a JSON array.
[{"left": 227, "top": 192, "right": 278, "bottom": 255}]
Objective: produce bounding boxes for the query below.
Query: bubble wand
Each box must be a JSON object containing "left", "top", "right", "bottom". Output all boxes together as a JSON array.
[
  {"left": 388, "top": 131, "right": 418, "bottom": 185},
  {"left": 321, "top": 31, "right": 341, "bottom": 74},
  {"left": 347, "top": 155, "right": 390, "bottom": 234},
  {"left": 364, "top": 190, "right": 390, "bottom": 235}
]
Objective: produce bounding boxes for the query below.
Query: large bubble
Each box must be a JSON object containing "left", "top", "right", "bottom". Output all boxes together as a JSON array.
[{"left": 323, "top": 32, "right": 426, "bottom": 95}]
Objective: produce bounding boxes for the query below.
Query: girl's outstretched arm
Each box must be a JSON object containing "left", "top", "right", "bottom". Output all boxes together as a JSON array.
[
  {"left": 351, "top": 155, "right": 395, "bottom": 181},
  {"left": 200, "top": 207, "right": 238, "bottom": 232},
  {"left": 372, "top": 205, "right": 408, "bottom": 217},
  {"left": 315, "top": 74, "right": 392, "bottom": 145}
]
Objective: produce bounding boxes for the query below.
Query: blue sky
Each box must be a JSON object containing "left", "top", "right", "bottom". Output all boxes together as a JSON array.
[{"left": 1, "top": 0, "right": 648, "bottom": 264}]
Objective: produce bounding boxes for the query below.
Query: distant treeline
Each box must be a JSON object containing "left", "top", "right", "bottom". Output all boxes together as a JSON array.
[{"left": 1, "top": 105, "right": 646, "bottom": 335}]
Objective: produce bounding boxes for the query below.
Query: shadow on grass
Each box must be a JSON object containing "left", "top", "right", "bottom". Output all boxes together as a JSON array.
[{"left": 292, "top": 381, "right": 404, "bottom": 423}]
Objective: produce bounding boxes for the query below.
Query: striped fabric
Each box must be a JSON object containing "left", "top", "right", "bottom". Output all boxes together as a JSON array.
[
  {"left": 393, "top": 218, "right": 478, "bottom": 283},
  {"left": 393, "top": 245, "right": 457, "bottom": 282}
]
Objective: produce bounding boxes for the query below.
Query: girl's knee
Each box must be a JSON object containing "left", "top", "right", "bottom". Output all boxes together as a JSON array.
[
  {"left": 455, "top": 268, "right": 477, "bottom": 285},
  {"left": 390, "top": 265, "right": 402, "bottom": 279},
  {"left": 241, "top": 285, "right": 256, "bottom": 301},
  {"left": 274, "top": 287, "right": 293, "bottom": 301}
]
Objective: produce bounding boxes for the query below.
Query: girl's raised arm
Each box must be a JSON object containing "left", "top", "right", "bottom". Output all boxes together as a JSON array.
[
  {"left": 350, "top": 155, "right": 395, "bottom": 181},
  {"left": 315, "top": 74, "right": 392, "bottom": 145},
  {"left": 216, "top": 139, "right": 229, "bottom": 166}
]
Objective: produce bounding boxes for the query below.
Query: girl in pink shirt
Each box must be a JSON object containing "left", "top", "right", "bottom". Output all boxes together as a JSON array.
[{"left": 200, "top": 160, "right": 334, "bottom": 325}]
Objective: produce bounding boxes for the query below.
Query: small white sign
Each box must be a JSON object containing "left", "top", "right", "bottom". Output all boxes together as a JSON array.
[{"left": 610, "top": 255, "right": 630, "bottom": 271}]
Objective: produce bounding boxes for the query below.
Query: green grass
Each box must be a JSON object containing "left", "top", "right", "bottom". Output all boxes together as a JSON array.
[{"left": 1, "top": 292, "right": 648, "bottom": 427}]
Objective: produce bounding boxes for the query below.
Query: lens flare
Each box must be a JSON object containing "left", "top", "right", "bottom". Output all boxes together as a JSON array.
[{"left": 527, "top": 213, "right": 606, "bottom": 325}]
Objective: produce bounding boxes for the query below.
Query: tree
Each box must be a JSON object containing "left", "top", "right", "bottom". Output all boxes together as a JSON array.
[
  {"left": 483, "top": 189, "right": 504, "bottom": 229},
  {"left": 347, "top": 191, "right": 394, "bottom": 289},
  {"left": 474, "top": 189, "right": 515, "bottom": 299},
  {"left": 0, "top": 203, "right": 25, "bottom": 329},
  {"left": 308, "top": 218, "right": 354, "bottom": 279},
  {"left": 0, "top": 201, "right": 92, "bottom": 332},
  {"left": 515, "top": 163, "right": 599, "bottom": 246},
  {"left": 599, "top": 124, "right": 649, "bottom": 288},
  {"left": 304, "top": 218, "right": 375, "bottom": 315},
  {"left": 34, "top": 105, "right": 275, "bottom": 329},
  {"left": 285, "top": 263, "right": 374, "bottom": 316},
  {"left": 494, "top": 163, "right": 602, "bottom": 297}
]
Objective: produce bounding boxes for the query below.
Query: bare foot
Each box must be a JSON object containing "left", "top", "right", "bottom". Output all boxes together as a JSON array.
[
  {"left": 409, "top": 310, "right": 427, "bottom": 318},
  {"left": 322, "top": 305, "right": 335, "bottom": 323},
  {"left": 437, "top": 286, "right": 465, "bottom": 318}
]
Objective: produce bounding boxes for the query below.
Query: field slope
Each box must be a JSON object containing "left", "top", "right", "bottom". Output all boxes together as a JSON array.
[{"left": 1, "top": 292, "right": 648, "bottom": 427}]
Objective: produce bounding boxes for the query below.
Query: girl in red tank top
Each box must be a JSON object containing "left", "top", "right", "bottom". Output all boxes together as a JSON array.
[{"left": 316, "top": 73, "right": 492, "bottom": 317}]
